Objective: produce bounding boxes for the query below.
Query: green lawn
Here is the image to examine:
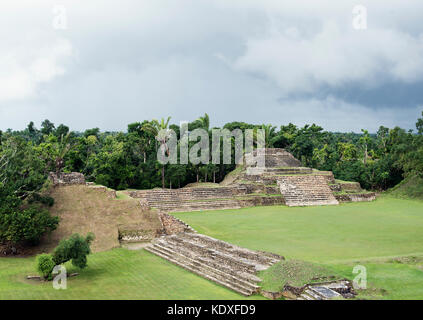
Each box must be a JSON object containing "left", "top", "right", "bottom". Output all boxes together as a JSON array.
[
  {"left": 173, "top": 196, "right": 423, "bottom": 299},
  {"left": 1, "top": 196, "right": 422, "bottom": 299},
  {"left": 174, "top": 196, "right": 423, "bottom": 263},
  {"left": 0, "top": 249, "right": 260, "bottom": 300}
]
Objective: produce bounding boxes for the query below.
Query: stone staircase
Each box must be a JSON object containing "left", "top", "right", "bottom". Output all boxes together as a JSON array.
[
  {"left": 146, "top": 198, "right": 242, "bottom": 212},
  {"left": 145, "top": 232, "right": 283, "bottom": 296},
  {"left": 128, "top": 187, "right": 248, "bottom": 213},
  {"left": 262, "top": 167, "right": 313, "bottom": 175},
  {"left": 297, "top": 281, "right": 352, "bottom": 300},
  {"left": 277, "top": 175, "right": 339, "bottom": 207}
]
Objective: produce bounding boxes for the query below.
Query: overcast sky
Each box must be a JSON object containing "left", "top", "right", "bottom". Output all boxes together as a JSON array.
[{"left": 1, "top": 0, "right": 423, "bottom": 133}]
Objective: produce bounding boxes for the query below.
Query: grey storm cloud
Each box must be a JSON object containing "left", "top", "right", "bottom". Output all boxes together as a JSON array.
[{"left": 1, "top": 0, "right": 423, "bottom": 133}]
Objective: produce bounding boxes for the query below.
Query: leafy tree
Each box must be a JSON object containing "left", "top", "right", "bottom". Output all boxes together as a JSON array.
[
  {"left": 41, "top": 119, "right": 55, "bottom": 135},
  {"left": 84, "top": 128, "right": 100, "bottom": 138},
  {"left": 36, "top": 254, "right": 56, "bottom": 280},
  {"left": 0, "top": 201, "right": 59, "bottom": 245},
  {"left": 35, "top": 133, "right": 72, "bottom": 174},
  {"left": 55, "top": 124, "right": 70, "bottom": 138},
  {"left": 27, "top": 121, "right": 36, "bottom": 135},
  {"left": 35, "top": 233, "right": 94, "bottom": 280},
  {"left": 261, "top": 124, "right": 277, "bottom": 148},
  {"left": 198, "top": 113, "right": 210, "bottom": 130},
  {"left": 142, "top": 117, "right": 172, "bottom": 188},
  {"left": 338, "top": 142, "right": 358, "bottom": 161},
  {"left": 291, "top": 124, "right": 324, "bottom": 166},
  {"left": 52, "top": 233, "right": 95, "bottom": 269},
  {"left": 377, "top": 126, "right": 389, "bottom": 155},
  {"left": 359, "top": 129, "right": 371, "bottom": 165},
  {"left": 416, "top": 111, "right": 423, "bottom": 135},
  {"left": 90, "top": 134, "right": 134, "bottom": 189}
]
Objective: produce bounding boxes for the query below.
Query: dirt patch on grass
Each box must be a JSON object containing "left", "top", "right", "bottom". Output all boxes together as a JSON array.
[
  {"left": 389, "top": 255, "right": 423, "bottom": 265},
  {"left": 34, "top": 185, "right": 163, "bottom": 254}
]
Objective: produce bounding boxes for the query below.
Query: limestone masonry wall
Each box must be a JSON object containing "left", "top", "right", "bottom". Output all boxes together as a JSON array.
[
  {"left": 245, "top": 148, "right": 302, "bottom": 168},
  {"left": 87, "top": 185, "right": 117, "bottom": 199},
  {"left": 277, "top": 175, "right": 339, "bottom": 207},
  {"left": 48, "top": 172, "right": 85, "bottom": 186},
  {"left": 335, "top": 193, "right": 376, "bottom": 203},
  {"left": 158, "top": 212, "right": 196, "bottom": 234},
  {"left": 339, "top": 182, "right": 362, "bottom": 192}
]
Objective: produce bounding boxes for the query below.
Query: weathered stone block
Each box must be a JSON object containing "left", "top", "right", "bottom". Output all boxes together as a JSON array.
[{"left": 48, "top": 172, "right": 86, "bottom": 186}]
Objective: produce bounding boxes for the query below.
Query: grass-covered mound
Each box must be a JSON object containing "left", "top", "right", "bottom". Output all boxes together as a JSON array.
[
  {"left": 387, "top": 175, "right": 423, "bottom": 200},
  {"left": 43, "top": 185, "right": 162, "bottom": 253},
  {"left": 259, "top": 260, "right": 340, "bottom": 292}
]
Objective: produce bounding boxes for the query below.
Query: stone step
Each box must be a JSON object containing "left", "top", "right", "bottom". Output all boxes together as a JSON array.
[
  {"left": 295, "top": 282, "right": 346, "bottom": 300},
  {"left": 262, "top": 168, "right": 313, "bottom": 174},
  {"left": 151, "top": 243, "right": 260, "bottom": 291},
  {"left": 308, "top": 286, "right": 341, "bottom": 299},
  {"left": 179, "top": 233, "right": 280, "bottom": 266},
  {"left": 144, "top": 232, "right": 283, "bottom": 296},
  {"left": 304, "top": 288, "right": 323, "bottom": 300},
  {"left": 162, "top": 236, "right": 259, "bottom": 273},
  {"left": 277, "top": 175, "right": 339, "bottom": 207},
  {"left": 300, "top": 293, "right": 314, "bottom": 300},
  {"left": 145, "top": 246, "right": 254, "bottom": 296},
  {"left": 168, "top": 234, "right": 277, "bottom": 270},
  {"left": 147, "top": 199, "right": 242, "bottom": 212}
]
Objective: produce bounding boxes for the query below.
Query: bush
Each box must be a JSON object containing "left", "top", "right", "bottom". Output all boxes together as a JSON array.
[
  {"left": 0, "top": 206, "right": 59, "bottom": 245},
  {"left": 52, "top": 233, "right": 95, "bottom": 269},
  {"left": 28, "top": 193, "right": 55, "bottom": 207},
  {"left": 36, "top": 254, "right": 55, "bottom": 280}
]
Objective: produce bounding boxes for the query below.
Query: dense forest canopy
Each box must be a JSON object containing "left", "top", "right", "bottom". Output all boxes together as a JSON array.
[{"left": 0, "top": 112, "right": 422, "bottom": 247}]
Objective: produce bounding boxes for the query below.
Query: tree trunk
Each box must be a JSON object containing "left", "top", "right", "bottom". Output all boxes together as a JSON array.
[
  {"left": 204, "top": 172, "right": 207, "bottom": 182},
  {"left": 161, "top": 166, "right": 165, "bottom": 188},
  {"left": 196, "top": 173, "right": 199, "bottom": 183},
  {"left": 143, "top": 152, "right": 146, "bottom": 163},
  {"left": 213, "top": 171, "right": 216, "bottom": 183},
  {"left": 364, "top": 146, "right": 368, "bottom": 165}
]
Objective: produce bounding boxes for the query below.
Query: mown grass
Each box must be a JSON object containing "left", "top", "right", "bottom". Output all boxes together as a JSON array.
[
  {"left": 387, "top": 175, "right": 423, "bottom": 200},
  {"left": 174, "top": 197, "right": 423, "bottom": 263},
  {"left": 174, "top": 196, "right": 423, "bottom": 299},
  {"left": 259, "top": 260, "right": 337, "bottom": 292},
  {"left": 0, "top": 249, "right": 262, "bottom": 300}
]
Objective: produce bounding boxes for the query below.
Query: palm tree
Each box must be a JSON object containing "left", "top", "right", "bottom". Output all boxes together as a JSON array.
[
  {"left": 55, "top": 133, "right": 71, "bottom": 174},
  {"left": 360, "top": 129, "right": 371, "bottom": 165},
  {"left": 198, "top": 113, "right": 210, "bottom": 130},
  {"left": 142, "top": 117, "right": 172, "bottom": 188},
  {"left": 261, "top": 124, "right": 276, "bottom": 148}
]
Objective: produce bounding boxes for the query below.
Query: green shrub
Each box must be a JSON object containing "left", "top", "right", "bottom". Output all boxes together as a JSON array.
[
  {"left": 52, "top": 233, "right": 95, "bottom": 269},
  {"left": 28, "top": 193, "right": 55, "bottom": 207},
  {"left": 36, "top": 254, "right": 55, "bottom": 280},
  {"left": 0, "top": 206, "right": 59, "bottom": 245}
]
